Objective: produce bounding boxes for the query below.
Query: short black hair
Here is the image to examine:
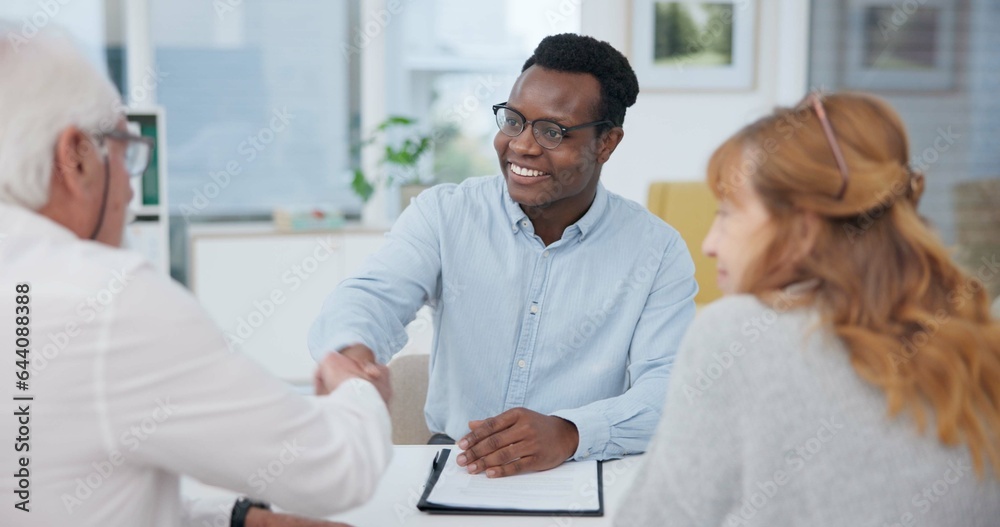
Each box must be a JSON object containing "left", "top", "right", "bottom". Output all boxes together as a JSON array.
[{"left": 522, "top": 33, "right": 639, "bottom": 129}]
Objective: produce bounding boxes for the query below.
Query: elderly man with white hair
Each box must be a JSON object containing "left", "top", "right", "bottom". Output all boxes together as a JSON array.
[{"left": 0, "top": 26, "right": 391, "bottom": 527}]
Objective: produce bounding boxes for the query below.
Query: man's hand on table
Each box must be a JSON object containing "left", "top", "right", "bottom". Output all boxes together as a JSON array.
[
  {"left": 245, "top": 507, "right": 354, "bottom": 527},
  {"left": 313, "top": 347, "right": 391, "bottom": 405},
  {"left": 455, "top": 407, "right": 579, "bottom": 478}
]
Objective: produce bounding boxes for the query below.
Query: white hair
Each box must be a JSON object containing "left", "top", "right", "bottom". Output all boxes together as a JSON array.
[{"left": 0, "top": 21, "right": 122, "bottom": 209}]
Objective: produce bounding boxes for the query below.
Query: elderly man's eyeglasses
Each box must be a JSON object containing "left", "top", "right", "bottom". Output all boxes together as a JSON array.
[
  {"left": 97, "top": 130, "right": 155, "bottom": 179},
  {"left": 492, "top": 102, "right": 614, "bottom": 150}
]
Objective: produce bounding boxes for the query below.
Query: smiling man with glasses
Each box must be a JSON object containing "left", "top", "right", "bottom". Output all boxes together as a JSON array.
[{"left": 311, "top": 33, "right": 698, "bottom": 477}]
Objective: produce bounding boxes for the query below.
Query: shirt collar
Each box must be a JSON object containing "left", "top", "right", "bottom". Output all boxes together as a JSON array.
[
  {"left": 502, "top": 180, "right": 610, "bottom": 241},
  {"left": 0, "top": 202, "right": 80, "bottom": 243},
  {"left": 501, "top": 179, "right": 526, "bottom": 229},
  {"left": 571, "top": 182, "right": 608, "bottom": 240}
]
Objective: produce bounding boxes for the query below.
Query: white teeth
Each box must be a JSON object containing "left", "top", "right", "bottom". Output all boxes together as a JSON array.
[{"left": 510, "top": 163, "right": 548, "bottom": 177}]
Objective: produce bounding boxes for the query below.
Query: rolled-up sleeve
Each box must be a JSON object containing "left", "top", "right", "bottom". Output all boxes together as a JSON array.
[{"left": 307, "top": 189, "right": 445, "bottom": 364}]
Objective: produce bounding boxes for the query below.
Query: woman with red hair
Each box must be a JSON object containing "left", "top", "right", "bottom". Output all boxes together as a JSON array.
[{"left": 616, "top": 92, "right": 1000, "bottom": 526}]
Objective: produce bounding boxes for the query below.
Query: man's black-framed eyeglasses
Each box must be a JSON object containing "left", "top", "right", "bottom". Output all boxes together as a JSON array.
[
  {"left": 97, "top": 130, "right": 155, "bottom": 179},
  {"left": 492, "top": 102, "right": 614, "bottom": 150}
]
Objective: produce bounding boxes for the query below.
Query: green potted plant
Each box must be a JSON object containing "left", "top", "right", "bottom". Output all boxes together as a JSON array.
[{"left": 351, "top": 116, "right": 434, "bottom": 208}]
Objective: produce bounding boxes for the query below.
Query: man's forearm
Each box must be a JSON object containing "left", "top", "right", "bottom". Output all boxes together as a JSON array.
[{"left": 552, "top": 383, "right": 667, "bottom": 460}]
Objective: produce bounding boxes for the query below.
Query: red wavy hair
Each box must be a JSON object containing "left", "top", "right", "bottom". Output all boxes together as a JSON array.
[{"left": 708, "top": 92, "right": 1000, "bottom": 477}]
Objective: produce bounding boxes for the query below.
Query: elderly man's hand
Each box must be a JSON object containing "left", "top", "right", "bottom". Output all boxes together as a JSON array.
[
  {"left": 455, "top": 407, "right": 579, "bottom": 478},
  {"left": 313, "top": 352, "right": 391, "bottom": 405},
  {"left": 339, "top": 343, "right": 377, "bottom": 366},
  {"left": 245, "top": 508, "right": 354, "bottom": 527}
]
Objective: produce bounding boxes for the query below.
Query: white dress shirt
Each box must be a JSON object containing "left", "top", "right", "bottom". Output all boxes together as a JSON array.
[{"left": 0, "top": 203, "right": 392, "bottom": 527}]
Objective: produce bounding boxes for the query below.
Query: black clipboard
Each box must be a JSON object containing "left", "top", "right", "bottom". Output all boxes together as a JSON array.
[{"left": 416, "top": 448, "right": 604, "bottom": 516}]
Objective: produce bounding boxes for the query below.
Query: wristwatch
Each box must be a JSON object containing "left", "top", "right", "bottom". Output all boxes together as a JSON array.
[{"left": 231, "top": 497, "right": 271, "bottom": 527}]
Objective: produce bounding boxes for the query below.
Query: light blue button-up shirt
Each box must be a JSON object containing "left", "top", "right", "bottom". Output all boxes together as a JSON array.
[{"left": 309, "top": 175, "right": 697, "bottom": 460}]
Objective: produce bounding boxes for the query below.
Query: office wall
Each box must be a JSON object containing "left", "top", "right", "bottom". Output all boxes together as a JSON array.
[
  {"left": 580, "top": 0, "right": 812, "bottom": 207},
  {"left": 1, "top": 0, "right": 106, "bottom": 70}
]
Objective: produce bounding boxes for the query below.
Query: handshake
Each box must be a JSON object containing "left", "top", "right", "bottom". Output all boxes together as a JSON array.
[{"left": 313, "top": 344, "right": 391, "bottom": 405}]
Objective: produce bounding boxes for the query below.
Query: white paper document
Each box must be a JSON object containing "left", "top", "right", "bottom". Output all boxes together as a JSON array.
[{"left": 423, "top": 448, "right": 601, "bottom": 512}]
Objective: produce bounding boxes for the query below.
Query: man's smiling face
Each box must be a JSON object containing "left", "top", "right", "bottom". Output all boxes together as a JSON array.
[{"left": 494, "top": 65, "right": 609, "bottom": 214}]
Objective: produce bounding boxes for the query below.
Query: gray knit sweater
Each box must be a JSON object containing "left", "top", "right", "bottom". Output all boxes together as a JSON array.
[{"left": 615, "top": 295, "right": 1000, "bottom": 526}]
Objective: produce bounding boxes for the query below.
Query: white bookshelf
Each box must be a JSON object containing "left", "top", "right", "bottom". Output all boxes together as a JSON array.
[{"left": 124, "top": 107, "right": 170, "bottom": 274}]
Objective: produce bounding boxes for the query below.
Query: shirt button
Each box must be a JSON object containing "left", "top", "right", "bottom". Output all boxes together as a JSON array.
[
  {"left": 543, "top": 250, "right": 550, "bottom": 258},
  {"left": 529, "top": 305, "right": 539, "bottom": 314},
  {"left": 512, "top": 226, "right": 518, "bottom": 233},
  {"left": 517, "top": 360, "right": 526, "bottom": 368},
  {"left": 521, "top": 220, "right": 529, "bottom": 227}
]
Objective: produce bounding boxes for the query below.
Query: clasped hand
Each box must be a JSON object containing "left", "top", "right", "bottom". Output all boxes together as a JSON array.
[
  {"left": 313, "top": 345, "right": 391, "bottom": 404},
  {"left": 455, "top": 407, "right": 579, "bottom": 478}
]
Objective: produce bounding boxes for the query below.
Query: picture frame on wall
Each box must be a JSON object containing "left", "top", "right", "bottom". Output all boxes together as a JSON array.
[
  {"left": 842, "top": 0, "right": 956, "bottom": 91},
  {"left": 629, "top": 0, "right": 757, "bottom": 91}
]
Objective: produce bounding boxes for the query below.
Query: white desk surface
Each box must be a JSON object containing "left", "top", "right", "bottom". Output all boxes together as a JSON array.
[
  {"left": 183, "top": 445, "right": 644, "bottom": 527},
  {"left": 328, "top": 445, "right": 644, "bottom": 527}
]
